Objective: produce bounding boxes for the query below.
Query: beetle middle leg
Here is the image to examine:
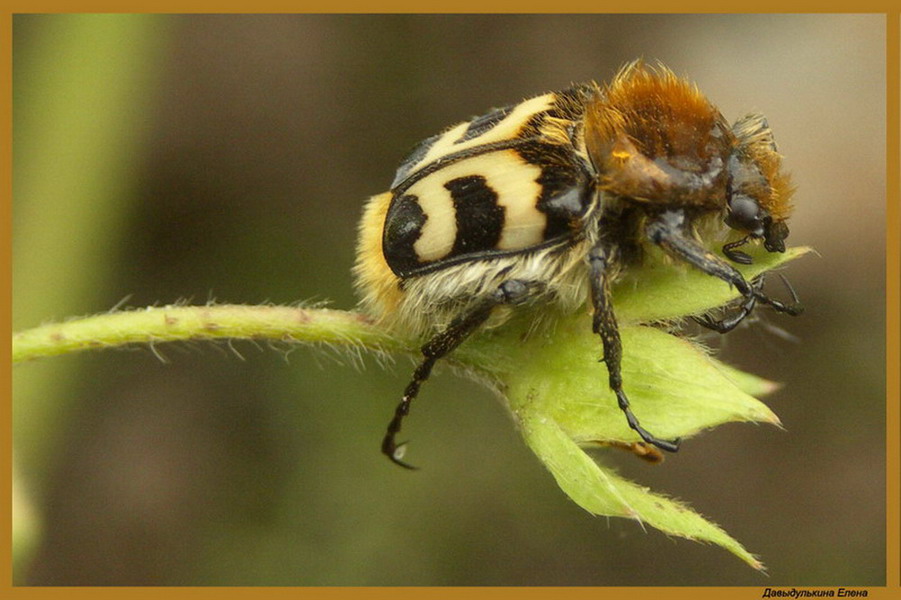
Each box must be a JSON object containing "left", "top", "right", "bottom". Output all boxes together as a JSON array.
[
  {"left": 383, "top": 279, "right": 542, "bottom": 469},
  {"left": 589, "top": 241, "right": 681, "bottom": 453}
]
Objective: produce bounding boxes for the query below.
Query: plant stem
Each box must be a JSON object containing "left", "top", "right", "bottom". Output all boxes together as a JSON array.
[{"left": 13, "top": 305, "right": 408, "bottom": 363}]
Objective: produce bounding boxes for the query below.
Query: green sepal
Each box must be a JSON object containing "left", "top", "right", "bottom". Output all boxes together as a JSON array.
[
  {"left": 518, "top": 410, "right": 764, "bottom": 570},
  {"left": 455, "top": 245, "right": 808, "bottom": 569},
  {"left": 501, "top": 323, "right": 780, "bottom": 444}
]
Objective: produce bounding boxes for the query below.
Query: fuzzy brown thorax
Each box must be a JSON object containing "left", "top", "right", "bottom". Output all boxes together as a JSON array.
[{"left": 584, "top": 62, "right": 733, "bottom": 209}]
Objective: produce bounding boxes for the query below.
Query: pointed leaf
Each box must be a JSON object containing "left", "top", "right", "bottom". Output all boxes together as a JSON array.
[
  {"left": 491, "top": 319, "right": 779, "bottom": 445},
  {"left": 517, "top": 409, "right": 764, "bottom": 570}
]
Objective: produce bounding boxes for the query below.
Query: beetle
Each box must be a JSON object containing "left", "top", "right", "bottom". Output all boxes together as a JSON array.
[{"left": 354, "top": 61, "right": 801, "bottom": 469}]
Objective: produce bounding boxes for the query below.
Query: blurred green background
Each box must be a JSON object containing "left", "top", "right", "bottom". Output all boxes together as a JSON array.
[{"left": 12, "top": 14, "right": 886, "bottom": 585}]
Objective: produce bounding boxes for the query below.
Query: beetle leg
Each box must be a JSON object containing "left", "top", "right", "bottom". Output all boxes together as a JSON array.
[
  {"left": 589, "top": 241, "right": 681, "bottom": 453},
  {"left": 722, "top": 235, "right": 754, "bottom": 265},
  {"left": 383, "top": 279, "right": 541, "bottom": 469},
  {"left": 692, "top": 275, "right": 764, "bottom": 333},
  {"left": 647, "top": 210, "right": 803, "bottom": 316}
]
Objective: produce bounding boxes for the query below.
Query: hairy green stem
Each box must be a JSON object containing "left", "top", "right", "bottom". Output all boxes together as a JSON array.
[{"left": 13, "top": 305, "right": 410, "bottom": 363}]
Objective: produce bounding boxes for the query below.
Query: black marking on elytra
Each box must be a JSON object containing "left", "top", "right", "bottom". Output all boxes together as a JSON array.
[
  {"left": 445, "top": 175, "right": 505, "bottom": 256},
  {"left": 517, "top": 141, "right": 596, "bottom": 241},
  {"left": 383, "top": 193, "right": 428, "bottom": 276},
  {"left": 391, "top": 132, "right": 442, "bottom": 189},
  {"left": 391, "top": 87, "right": 593, "bottom": 194},
  {"left": 456, "top": 105, "right": 514, "bottom": 143},
  {"left": 391, "top": 139, "right": 524, "bottom": 195},
  {"left": 517, "top": 84, "right": 592, "bottom": 141}
]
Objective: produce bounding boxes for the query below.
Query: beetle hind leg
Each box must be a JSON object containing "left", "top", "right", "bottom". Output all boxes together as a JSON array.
[{"left": 383, "top": 279, "right": 542, "bottom": 469}]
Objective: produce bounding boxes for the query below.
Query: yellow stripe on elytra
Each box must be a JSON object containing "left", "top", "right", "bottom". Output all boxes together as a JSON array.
[
  {"left": 407, "top": 93, "right": 556, "bottom": 177},
  {"left": 409, "top": 149, "right": 545, "bottom": 262},
  {"left": 493, "top": 157, "right": 546, "bottom": 251},
  {"left": 411, "top": 177, "right": 458, "bottom": 264}
]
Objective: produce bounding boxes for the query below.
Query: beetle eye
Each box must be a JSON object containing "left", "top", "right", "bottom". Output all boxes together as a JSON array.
[{"left": 725, "top": 194, "right": 764, "bottom": 235}]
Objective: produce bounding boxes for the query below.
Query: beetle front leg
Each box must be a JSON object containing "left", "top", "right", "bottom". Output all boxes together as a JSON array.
[
  {"left": 692, "top": 276, "right": 764, "bottom": 333},
  {"left": 647, "top": 210, "right": 803, "bottom": 317}
]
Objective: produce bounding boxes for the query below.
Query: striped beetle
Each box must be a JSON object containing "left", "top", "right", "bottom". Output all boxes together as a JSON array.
[{"left": 354, "top": 61, "right": 801, "bottom": 469}]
